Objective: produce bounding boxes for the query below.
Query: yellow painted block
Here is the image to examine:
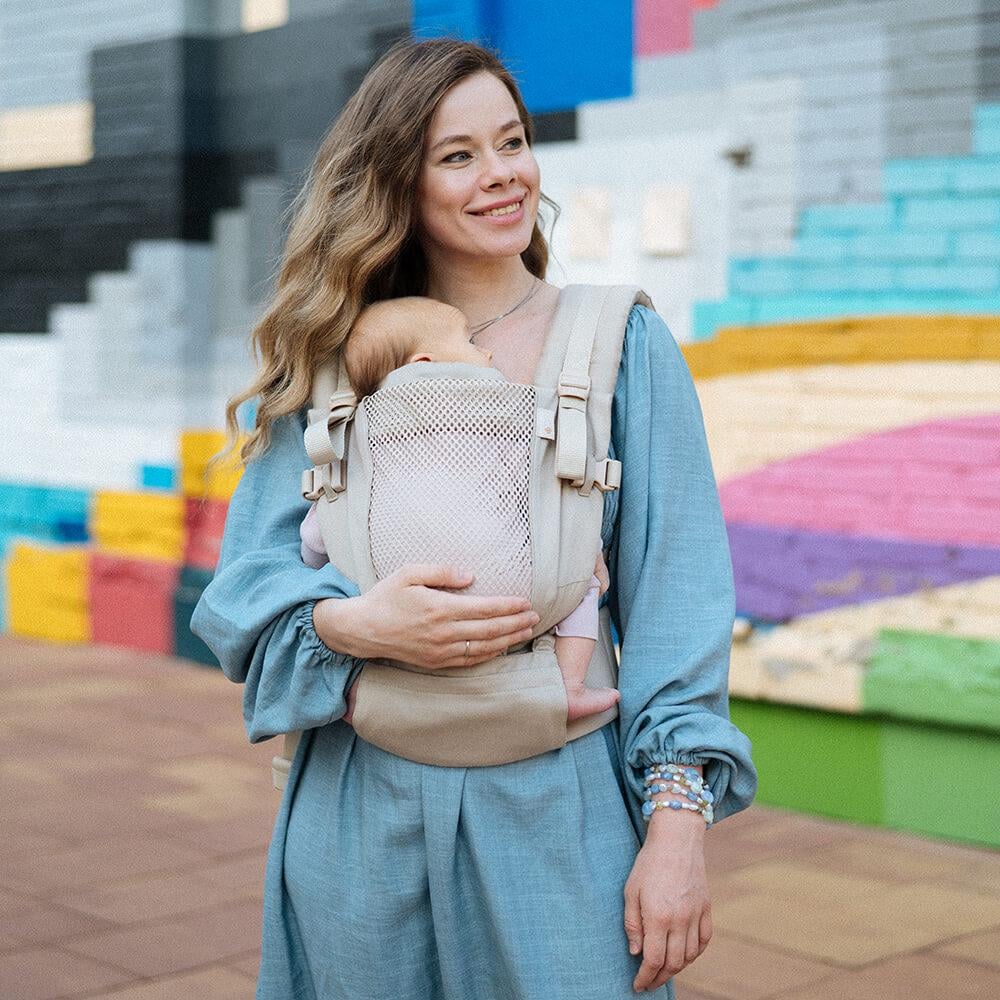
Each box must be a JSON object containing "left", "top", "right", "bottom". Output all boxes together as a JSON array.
[
  {"left": 6, "top": 542, "right": 90, "bottom": 643},
  {"left": 685, "top": 315, "right": 1000, "bottom": 380},
  {"left": 180, "top": 430, "right": 244, "bottom": 500},
  {"left": 91, "top": 491, "right": 184, "bottom": 561}
]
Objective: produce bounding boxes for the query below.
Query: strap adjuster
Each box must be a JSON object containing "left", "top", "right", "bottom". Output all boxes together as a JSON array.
[
  {"left": 301, "top": 461, "right": 346, "bottom": 502},
  {"left": 593, "top": 458, "right": 621, "bottom": 492},
  {"left": 557, "top": 373, "right": 591, "bottom": 402}
]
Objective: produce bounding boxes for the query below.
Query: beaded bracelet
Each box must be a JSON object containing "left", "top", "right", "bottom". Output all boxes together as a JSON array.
[{"left": 641, "top": 764, "right": 714, "bottom": 827}]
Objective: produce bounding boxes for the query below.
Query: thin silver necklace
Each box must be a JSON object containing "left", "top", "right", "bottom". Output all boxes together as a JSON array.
[{"left": 468, "top": 276, "right": 541, "bottom": 340}]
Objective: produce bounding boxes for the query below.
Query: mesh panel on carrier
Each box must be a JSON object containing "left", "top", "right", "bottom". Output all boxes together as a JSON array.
[{"left": 365, "top": 377, "right": 535, "bottom": 600}]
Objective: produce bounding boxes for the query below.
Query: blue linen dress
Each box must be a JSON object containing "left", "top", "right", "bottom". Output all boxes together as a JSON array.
[{"left": 191, "top": 303, "right": 758, "bottom": 999}]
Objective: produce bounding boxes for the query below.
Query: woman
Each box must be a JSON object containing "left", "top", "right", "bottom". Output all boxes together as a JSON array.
[{"left": 192, "top": 36, "right": 757, "bottom": 999}]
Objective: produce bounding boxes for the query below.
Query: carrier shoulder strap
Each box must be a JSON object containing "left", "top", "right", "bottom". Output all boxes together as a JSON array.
[
  {"left": 536, "top": 284, "right": 653, "bottom": 495},
  {"left": 301, "top": 353, "right": 356, "bottom": 503}
]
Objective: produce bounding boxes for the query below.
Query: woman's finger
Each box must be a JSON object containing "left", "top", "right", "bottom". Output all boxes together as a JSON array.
[
  {"left": 686, "top": 914, "right": 703, "bottom": 962},
  {"left": 623, "top": 887, "right": 643, "bottom": 958},
  {"left": 632, "top": 912, "right": 666, "bottom": 992},
  {"left": 699, "top": 907, "right": 713, "bottom": 952}
]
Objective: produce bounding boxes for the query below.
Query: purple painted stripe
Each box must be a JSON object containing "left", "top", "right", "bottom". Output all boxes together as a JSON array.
[{"left": 727, "top": 521, "right": 1000, "bottom": 622}]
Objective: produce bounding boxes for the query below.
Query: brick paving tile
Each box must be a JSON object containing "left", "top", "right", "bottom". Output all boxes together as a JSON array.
[
  {"left": 0, "top": 946, "right": 134, "bottom": 999},
  {"left": 675, "top": 929, "right": 833, "bottom": 999},
  {"left": 774, "top": 952, "right": 1000, "bottom": 1000},
  {"left": 935, "top": 926, "right": 1000, "bottom": 970},
  {"left": 0, "top": 900, "right": 117, "bottom": 952},
  {"left": 3, "top": 793, "right": 195, "bottom": 847},
  {"left": 58, "top": 866, "right": 263, "bottom": 925},
  {"left": 796, "top": 829, "right": 1000, "bottom": 894},
  {"left": 711, "top": 861, "right": 1000, "bottom": 966},
  {"left": 0, "top": 837, "right": 211, "bottom": 897},
  {"left": 81, "top": 965, "right": 256, "bottom": 999},
  {"left": 62, "top": 899, "right": 263, "bottom": 979},
  {"left": 167, "top": 810, "right": 276, "bottom": 858},
  {"left": 223, "top": 953, "right": 261, "bottom": 980},
  {"left": 703, "top": 807, "right": 853, "bottom": 876}
]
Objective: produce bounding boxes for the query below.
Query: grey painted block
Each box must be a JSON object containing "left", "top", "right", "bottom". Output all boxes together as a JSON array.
[{"left": 243, "top": 175, "right": 288, "bottom": 306}]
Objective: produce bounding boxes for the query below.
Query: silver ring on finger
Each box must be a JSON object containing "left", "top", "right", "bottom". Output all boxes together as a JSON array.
[{"left": 464, "top": 639, "right": 471, "bottom": 662}]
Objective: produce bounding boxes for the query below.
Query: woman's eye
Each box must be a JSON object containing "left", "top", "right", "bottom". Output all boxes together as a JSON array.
[{"left": 443, "top": 137, "right": 523, "bottom": 163}]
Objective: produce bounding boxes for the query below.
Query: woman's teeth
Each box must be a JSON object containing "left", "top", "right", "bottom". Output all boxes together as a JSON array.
[{"left": 478, "top": 200, "right": 522, "bottom": 217}]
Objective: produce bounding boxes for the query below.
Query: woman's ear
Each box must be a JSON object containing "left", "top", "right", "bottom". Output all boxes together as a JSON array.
[{"left": 406, "top": 353, "right": 435, "bottom": 364}]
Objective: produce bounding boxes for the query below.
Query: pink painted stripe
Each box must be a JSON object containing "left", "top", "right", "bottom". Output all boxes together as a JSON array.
[
  {"left": 719, "top": 413, "right": 1000, "bottom": 546},
  {"left": 635, "top": 0, "right": 693, "bottom": 56}
]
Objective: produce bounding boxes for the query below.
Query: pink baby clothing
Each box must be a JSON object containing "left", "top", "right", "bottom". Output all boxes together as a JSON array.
[
  {"left": 299, "top": 501, "right": 601, "bottom": 639},
  {"left": 552, "top": 574, "right": 601, "bottom": 641}
]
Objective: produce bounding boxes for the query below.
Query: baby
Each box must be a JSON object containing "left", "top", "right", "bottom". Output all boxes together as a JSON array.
[{"left": 300, "top": 295, "right": 620, "bottom": 725}]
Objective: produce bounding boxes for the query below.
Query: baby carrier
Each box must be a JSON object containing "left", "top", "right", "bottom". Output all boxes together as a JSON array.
[{"left": 272, "top": 283, "right": 653, "bottom": 789}]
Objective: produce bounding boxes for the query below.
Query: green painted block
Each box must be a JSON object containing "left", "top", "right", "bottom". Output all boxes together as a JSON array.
[
  {"left": 730, "top": 699, "right": 885, "bottom": 824},
  {"left": 864, "top": 629, "right": 1000, "bottom": 735},
  {"left": 881, "top": 720, "right": 1000, "bottom": 848}
]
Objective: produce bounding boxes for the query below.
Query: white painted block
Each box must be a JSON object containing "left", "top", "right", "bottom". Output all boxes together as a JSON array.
[
  {"left": 641, "top": 185, "right": 690, "bottom": 256},
  {"left": 567, "top": 187, "right": 611, "bottom": 261}
]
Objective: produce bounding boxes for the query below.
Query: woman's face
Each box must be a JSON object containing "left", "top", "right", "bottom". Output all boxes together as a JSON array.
[{"left": 416, "top": 71, "right": 540, "bottom": 262}]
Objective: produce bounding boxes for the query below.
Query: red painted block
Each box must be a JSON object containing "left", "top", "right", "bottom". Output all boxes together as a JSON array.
[
  {"left": 184, "top": 497, "right": 229, "bottom": 571},
  {"left": 635, "top": 0, "right": 692, "bottom": 56},
  {"left": 89, "top": 553, "right": 180, "bottom": 654}
]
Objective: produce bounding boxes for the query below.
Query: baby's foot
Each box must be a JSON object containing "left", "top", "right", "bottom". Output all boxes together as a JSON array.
[{"left": 564, "top": 684, "right": 620, "bottom": 723}]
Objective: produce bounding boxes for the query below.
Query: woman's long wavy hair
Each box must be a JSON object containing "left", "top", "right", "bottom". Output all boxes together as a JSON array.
[{"left": 217, "top": 35, "right": 559, "bottom": 468}]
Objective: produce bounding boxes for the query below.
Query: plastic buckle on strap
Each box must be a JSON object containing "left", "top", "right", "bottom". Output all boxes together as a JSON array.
[
  {"left": 301, "top": 461, "right": 346, "bottom": 502},
  {"left": 593, "top": 458, "right": 621, "bottom": 493},
  {"left": 557, "top": 373, "right": 591, "bottom": 402}
]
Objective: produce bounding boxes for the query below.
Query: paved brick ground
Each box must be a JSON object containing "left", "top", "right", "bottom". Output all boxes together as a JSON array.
[{"left": 1, "top": 636, "right": 998, "bottom": 999}]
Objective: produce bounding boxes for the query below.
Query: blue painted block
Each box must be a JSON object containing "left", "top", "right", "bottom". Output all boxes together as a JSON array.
[
  {"left": 955, "top": 231, "right": 1000, "bottom": 259},
  {"left": 729, "top": 259, "right": 800, "bottom": 296},
  {"left": 801, "top": 265, "right": 894, "bottom": 294},
  {"left": 0, "top": 483, "right": 46, "bottom": 535},
  {"left": 897, "top": 264, "right": 1000, "bottom": 294},
  {"left": 412, "top": 0, "right": 489, "bottom": 42},
  {"left": 414, "top": 0, "right": 633, "bottom": 113},
  {"left": 883, "top": 158, "right": 954, "bottom": 196},
  {"left": 793, "top": 235, "right": 851, "bottom": 262},
  {"left": 141, "top": 464, "right": 176, "bottom": 491},
  {"left": 974, "top": 105, "right": 1000, "bottom": 154},
  {"left": 692, "top": 299, "right": 755, "bottom": 339},
  {"left": 850, "top": 231, "right": 950, "bottom": 263},
  {"left": 976, "top": 129, "right": 1000, "bottom": 156},
  {"left": 953, "top": 157, "right": 1000, "bottom": 194},
  {"left": 901, "top": 196, "right": 1000, "bottom": 229},
  {"left": 800, "top": 203, "right": 897, "bottom": 234},
  {"left": 42, "top": 487, "right": 89, "bottom": 526}
]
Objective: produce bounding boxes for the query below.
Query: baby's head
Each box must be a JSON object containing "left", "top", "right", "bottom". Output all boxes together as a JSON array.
[{"left": 343, "top": 296, "right": 494, "bottom": 399}]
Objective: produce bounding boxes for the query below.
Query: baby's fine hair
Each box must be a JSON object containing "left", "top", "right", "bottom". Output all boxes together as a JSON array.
[{"left": 344, "top": 296, "right": 460, "bottom": 399}]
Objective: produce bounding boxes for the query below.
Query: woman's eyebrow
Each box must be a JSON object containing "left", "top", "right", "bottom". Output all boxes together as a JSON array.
[{"left": 430, "top": 119, "right": 523, "bottom": 153}]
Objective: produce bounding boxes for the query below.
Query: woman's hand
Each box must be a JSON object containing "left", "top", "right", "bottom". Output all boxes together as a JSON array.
[
  {"left": 624, "top": 813, "right": 712, "bottom": 992},
  {"left": 313, "top": 563, "right": 540, "bottom": 669}
]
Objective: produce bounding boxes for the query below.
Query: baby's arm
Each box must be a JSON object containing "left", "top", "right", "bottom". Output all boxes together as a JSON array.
[
  {"left": 299, "top": 501, "right": 330, "bottom": 569},
  {"left": 553, "top": 573, "right": 601, "bottom": 688}
]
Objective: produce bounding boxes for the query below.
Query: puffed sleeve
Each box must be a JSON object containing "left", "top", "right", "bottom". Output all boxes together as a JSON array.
[
  {"left": 606, "top": 303, "right": 757, "bottom": 830},
  {"left": 189, "top": 408, "right": 366, "bottom": 744}
]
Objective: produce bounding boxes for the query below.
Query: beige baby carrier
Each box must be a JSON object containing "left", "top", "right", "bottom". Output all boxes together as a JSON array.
[{"left": 272, "top": 283, "right": 653, "bottom": 789}]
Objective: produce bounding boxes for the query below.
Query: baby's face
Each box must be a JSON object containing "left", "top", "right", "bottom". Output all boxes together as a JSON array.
[{"left": 428, "top": 307, "right": 494, "bottom": 367}]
